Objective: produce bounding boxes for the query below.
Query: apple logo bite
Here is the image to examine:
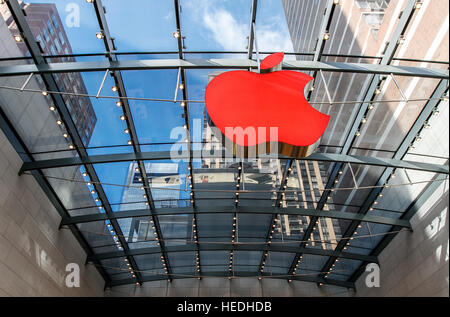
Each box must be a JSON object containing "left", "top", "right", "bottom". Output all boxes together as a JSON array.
[{"left": 204, "top": 52, "right": 330, "bottom": 158}]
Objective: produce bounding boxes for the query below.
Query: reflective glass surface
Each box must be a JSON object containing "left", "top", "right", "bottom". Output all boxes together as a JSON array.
[{"left": 0, "top": 0, "right": 448, "bottom": 289}]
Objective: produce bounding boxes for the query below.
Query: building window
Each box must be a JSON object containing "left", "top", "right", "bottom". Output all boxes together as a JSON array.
[
  {"left": 47, "top": 20, "right": 54, "bottom": 35},
  {"left": 36, "top": 34, "right": 45, "bottom": 49},
  {"left": 43, "top": 28, "right": 49, "bottom": 42},
  {"left": 54, "top": 39, "right": 61, "bottom": 52},
  {"left": 58, "top": 32, "right": 65, "bottom": 45},
  {"left": 51, "top": 13, "right": 59, "bottom": 28}
]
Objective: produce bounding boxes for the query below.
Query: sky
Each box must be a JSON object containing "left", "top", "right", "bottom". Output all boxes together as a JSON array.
[{"left": 25, "top": 0, "right": 294, "bottom": 207}]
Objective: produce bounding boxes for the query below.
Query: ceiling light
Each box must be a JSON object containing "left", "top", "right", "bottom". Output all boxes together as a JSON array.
[
  {"left": 124, "top": 129, "right": 129, "bottom": 134},
  {"left": 180, "top": 101, "right": 186, "bottom": 107},
  {"left": 112, "top": 86, "right": 118, "bottom": 92},
  {"left": 63, "top": 133, "right": 68, "bottom": 138},
  {"left": 173, "top": 31, "right": 181, "bottom": 38},
  {"left": 116, "top": 101, "right": 123, "bottom": 107},
  {"left": 414, "top": 1, "right": 422, "bottom": 9},
  {"left": 96, "top": 32, "right": 104, "bottom": 39},
  {"left": 42, "top": 91, "right": 48, "bottom": 96},
  {"left": 49, "top": 106, "right": 55, "bottom": 111},
  {"left": 178, "top": 83, "right": 184, "bottom": 90},
  {"left": 68, "top": 144, "right": 74, "bottom": 149},
  {"left": 323, "top": 32, "right": 330, "bottom": 40},
  {"left": 56, "top": 120, "right": 62, "bottom": 125},
  {"left": 127, "top": 140, "right": 133, "bottom": 145},
  {"left": 14, "top": 35, "right": 23, "bottom": 42},
  {"left": 368, "top": 104, "right": 374, "bottom": 110},
  {"left": 120, "top": 115, "right": 126, "bottom": 121}
]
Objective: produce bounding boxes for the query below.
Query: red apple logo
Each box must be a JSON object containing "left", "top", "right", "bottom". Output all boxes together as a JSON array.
[{"left": 205, "top": 52, "right": 330, "bottom": 158}]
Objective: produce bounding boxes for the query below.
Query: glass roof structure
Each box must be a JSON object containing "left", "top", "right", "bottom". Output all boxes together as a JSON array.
[{"left": 0, "top": 0, "right": 448, "bottom": 290}]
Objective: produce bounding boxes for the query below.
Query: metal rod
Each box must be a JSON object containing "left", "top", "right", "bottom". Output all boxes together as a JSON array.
[
  {"left": 391, "top": 73, "right": 408, "bottom": 101},
  {"left": 20, "top": 73, "right": 33, "bottom": 91},
  {"left": 174, "top": 67, "right": 181, "bottom": 102},
  {"left": 320, "top": 69, "right": 333, "bottom": 106},
  {"left": 348, "top": 163, "right": 359, "bottom": 189},
  {"left": 403, "top": 168, "right": 413, "bottom": 185},
  {"left": 96, "top": 69, "right": 109, "bottom": 98},
  {"left": 0, "top": 84, "right": 446, "bottom": 106},
  {"left": 253, "top": 22, "right": 260, "bottom": 73}
]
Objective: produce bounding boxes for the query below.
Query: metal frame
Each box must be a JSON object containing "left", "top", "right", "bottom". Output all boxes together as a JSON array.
[
  {"left": 60, "top": 206, "right": 412, "bottom": 228},
  {"left": 5, "top": 0, "right": 144, "bottom": 285},
  {"left": 107, "top": 271, "right": 355, "bottom": 289},
  {"left": 88, "top": 243, "right": 378, "bottom": 263},
  {"left": 0, "top": 59, "right": 447, "bottom": 78},
  {"left": 20, "top": 151, "right": 449, "bottom": 175},
  {"left": 286, "top": 0, "right": 428, "bottom": 279},
  {"left": 92, "top": 0, "right": 173, "bottom": 285},
  {"left": 1, "top": 0, "right": 448, "bottom": 290},
  {"left": 318, "top": 79, "right": 449, "bottom": 281}
]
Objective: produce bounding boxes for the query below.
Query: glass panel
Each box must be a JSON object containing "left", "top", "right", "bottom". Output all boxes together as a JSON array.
[
  {"left": 322, "top": 0, "right": 401, "bottom": 57},
  {"left": 296, "top": 254, "right": 328, "bottom": 273},
  {"left": 328, "top": 259, "right": 362, "bottom": 280},
  {"left": 134, "top": 254, "right": 165, "bottom": 278},
  {"left": 255, "top": 0, "right": 294, "bottom": 53},
  {"left": 179, "top": 0, "right": 253, "bottom": 51},
  {"left": 168, "top": 252, "right": 196, "bottom": 275},
  {"left": 25, "top": 0, "right": 106, "bottom": 54},
  {"left": 198, "top": 213, "right": 233, "bottom": 242},
  {"left": 282, "top": 0, "right": 327, "bottom": 56},
  {"left": 102, "top": 0, "right": 178, "bottom": 52},
  {"left": 159, "top": 214, "right": 192, "bottom": 246},
  {"left": 121, "top": 70, "right": 184, "bottom": 145},
  {"left": 237, "top": 213, "right": 271, "bottom": 242}
]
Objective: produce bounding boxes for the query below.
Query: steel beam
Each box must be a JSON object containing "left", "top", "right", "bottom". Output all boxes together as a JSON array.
[
  {"left": 317, "top": 79, "right": 449, "bottom": 280},
  {"left": 307, "top": 0, "right": 338, "bottom": 99},
  {"left": 20, "top": 151, "right": 449, "bottom": 175},
  {"left": 247, "top": 0, "right": 258, "bottom": 60},
  {"left": 88, "top": 243, "right": 378, "bottom": 263},
  {"left": 258, "top": 160, "right": 293, "bottom": 273},
  {"left": 92, "top": 0, "right": 170, "bottom": 284},
  {"left": 61, "top": 205, "right": 411, "bottom": 228},
  {"left": 106, "top": 271, "right": 355, "bottom": 289},
  {"left": 0, "top": 59, "right": 447, "bottom": 79}
]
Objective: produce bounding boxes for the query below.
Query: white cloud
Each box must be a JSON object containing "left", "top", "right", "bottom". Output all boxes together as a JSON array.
[
  {"left": 203, "top": 8, "right": 249, "bottom": 50},
  {"left": 202, "top": 6, "right": 294, "bottom": 55}
]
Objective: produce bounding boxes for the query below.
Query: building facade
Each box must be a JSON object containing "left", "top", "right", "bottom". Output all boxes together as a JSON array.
[{"left": 1, "top": 2, "right": 96, "bottom": 145}]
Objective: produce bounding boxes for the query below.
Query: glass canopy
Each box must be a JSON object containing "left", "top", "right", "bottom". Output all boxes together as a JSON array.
[{"left": 0, "top": 0, "right": 448, "bottom": 289}]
